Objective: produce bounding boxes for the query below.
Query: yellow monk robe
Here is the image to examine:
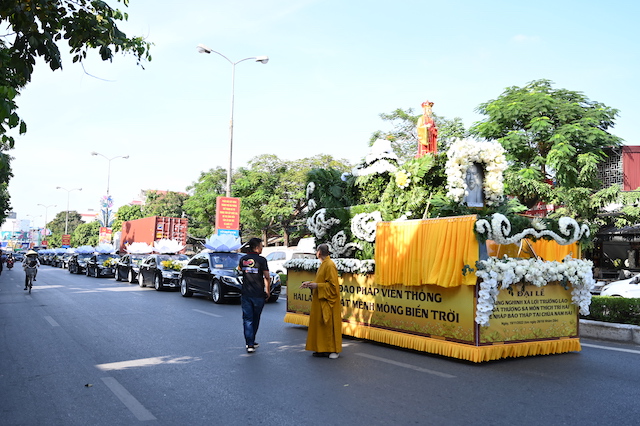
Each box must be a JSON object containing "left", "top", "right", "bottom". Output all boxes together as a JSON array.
[{"left": 305, "top": 256, "right": 342, "bottom": 354}]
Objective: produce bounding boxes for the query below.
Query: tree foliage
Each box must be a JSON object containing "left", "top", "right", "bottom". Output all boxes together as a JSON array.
[
  {"left": 142, "top": 190, "right": 188, "bottom": 218},
  {"left": 111, "top": 204, "right": 144, "bottom": 233},
  {"left": 369, "top": 108, "right": 468, "bottom": 162},
  {"left": 183, "top": 167, "right": 227, "bottom": 238},
  {"left": 0, "top": 0, "right": 152, "bottom": 224},
  {"left": 45, "top": 210, "right": 83, "bottom": 247},
  {"left": 471, "top": 79, "right": 623, "bottom": 211},
  {"left": 72, "top": 220, "right": 101, "bottom": 247}
]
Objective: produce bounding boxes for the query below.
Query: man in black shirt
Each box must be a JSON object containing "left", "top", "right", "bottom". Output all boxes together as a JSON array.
[{"left": 239, "top": 238, "right": 270, "bottom": 353}]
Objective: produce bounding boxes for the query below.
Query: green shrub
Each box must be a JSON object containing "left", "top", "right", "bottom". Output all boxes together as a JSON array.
[
  {"left": 582, "top": 296, "right": 640, "bottom": 326},
  {"left": 279, "top": 273, "right": 287, "bottom": 286}
]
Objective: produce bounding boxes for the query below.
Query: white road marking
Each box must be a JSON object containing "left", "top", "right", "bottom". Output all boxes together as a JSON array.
[
  {"left": 581, "top": 343, "right": 640, "bottom": 355},
  {"left": 193, "top": 309, "right": 222, "bottom": 318},
  {"left": 355, "top": 353, "right": 456, "bottom": 378},
  {"left": 101, "top": 377, "right": 156, "bottom": 421},
  {"left": 44, "top": 316, "right": 59, "bottom": 327}
]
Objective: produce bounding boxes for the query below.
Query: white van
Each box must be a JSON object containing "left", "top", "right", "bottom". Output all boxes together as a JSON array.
[{"left": 264, "top": 249, "right": 315, "bottom": 274}]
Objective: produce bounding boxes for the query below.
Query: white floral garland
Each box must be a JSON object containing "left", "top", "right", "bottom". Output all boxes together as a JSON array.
[
  {"left": 284, "top": 257, "right": 375, "bottom": 275},
  {"left": 475, "top": 213, "right": 590, "bottom": 246},
  {"left": 351, "top": 211, "right": 383, "bottom": 242},
  {"left": 327, "top": 231, "right": 362, "bottom": 257},
  {"left": 445, "top": 138, "right": 507, "bottom": 206},
  {"left": 306, "top": 208, "right": 340, "bottom": 239},
  {"left": 475, "top": 256, "right": 595, "bottom": 327}
]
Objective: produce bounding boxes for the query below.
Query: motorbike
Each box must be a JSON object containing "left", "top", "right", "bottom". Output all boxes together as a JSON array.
[{"left": 6, "top": 258, "right": 14, "bottom": 269}]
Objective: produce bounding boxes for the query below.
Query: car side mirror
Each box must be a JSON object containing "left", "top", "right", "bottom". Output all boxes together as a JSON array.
[{"left": 198, "top": 263, "right": 208, "bottom": 269}]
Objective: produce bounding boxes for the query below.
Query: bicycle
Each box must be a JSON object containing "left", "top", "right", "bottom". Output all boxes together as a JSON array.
[{"left": 25, "top": 266, "right": 37, "bottom": 294}]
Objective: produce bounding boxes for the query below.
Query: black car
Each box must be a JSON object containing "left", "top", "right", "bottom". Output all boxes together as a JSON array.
[
  {"left": 138, "top": 253, "right": 190, "bottom": 290},
  {"left": 179, "top": 251, "right": 281, "bottom": 303},
  {"left": 68, "top": 252, "right": 94, "bottom": 274},
  {"left": 86, "top": 253, "right": 120, "bottom": 278},
  {"left": 114, "top": 253, "right": 148, "bottom": 283}
]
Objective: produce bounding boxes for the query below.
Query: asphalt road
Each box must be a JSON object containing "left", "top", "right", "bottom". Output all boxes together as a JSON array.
[{"left": 1, "top": 265, "right": 640, "bottom": 425}]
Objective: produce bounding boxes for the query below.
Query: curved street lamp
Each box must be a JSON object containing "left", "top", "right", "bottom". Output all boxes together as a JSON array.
[
  {"left": 37, "top": 203, "right": 56, "bottom": 238},
  {"left": 56, "top": 187, "right": 82, "bottom": 235},
  {"left": 90, "top": 152, "right": 129, "bottom": 196},
  {"left": 197, "top": 44, "right": 268, "bottom": 197}
]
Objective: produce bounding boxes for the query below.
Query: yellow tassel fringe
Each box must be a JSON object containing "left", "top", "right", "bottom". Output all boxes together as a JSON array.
[{"left": 284, "top": 313, "right": 581, "bottom": 363}]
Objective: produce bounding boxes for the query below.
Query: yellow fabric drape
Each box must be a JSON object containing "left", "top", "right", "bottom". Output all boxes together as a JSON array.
[
  {"left": 374, "top": 215, "right": 479, "bottom": 287},
  {"left": 487, "top": 239, "right": 581, "bottom": 262}
]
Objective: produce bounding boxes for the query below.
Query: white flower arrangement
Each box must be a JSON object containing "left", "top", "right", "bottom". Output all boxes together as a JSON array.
[
  {"left": 445, "top": 138, "right": 507, "bottom": 206},
  {"left": 327, "top": 231, "right": 362, "bottom": 257},
  {"left": 126, "top": 242, "right": 153, "bottom": 254},
  {"left": 352, "top": 159, "right": 398, "bottom": 177},
  {"left": 474, "top": 256, "right": 595, "bottom": 327},
  {"left": 306, "top": 182, "right": 315, "bottom": 199},
  {"left": 204, "top": 234, "right": 241, "bottom": 252},
  {"left": 94, "top": 243, "right": 116, "bottom": 254},
  {"left": 306, "top": 208, "right": 340, "bottom": 239},
  {"left": 395, "top": 170, "right": 411, "bottom": 189},
  {"left": 153, "top": 239, "right": 185, "bottom": 254},
  {"left": 475, "top": 213, "right": 590, "bottom": 246},
  {"left": 284, "top": 257, "right": 375, "bottom": 275},
  {"left": 351, "top": 211, "right": 383, "bottom": 242}
]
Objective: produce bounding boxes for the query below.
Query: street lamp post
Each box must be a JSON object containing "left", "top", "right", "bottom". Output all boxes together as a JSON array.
[
  {"left": 56, "top": 187, "right": 82, "bottom": 235},
  {"left": 91, "top": 152, "right": 129, "bottom": 229},
  {"left": 37, "top": 203, "right": 56, "bottom": 241},
  {"left": 197, "top": 44, "right": 268, "bottom": 197},
  {"left": 90, "top": 152, "right": 129, "bottom": 196}
]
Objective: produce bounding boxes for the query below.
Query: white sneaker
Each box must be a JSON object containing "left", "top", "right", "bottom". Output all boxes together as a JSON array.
[{"left": 329, "top": 353, "right": 339, "bottom": 359}]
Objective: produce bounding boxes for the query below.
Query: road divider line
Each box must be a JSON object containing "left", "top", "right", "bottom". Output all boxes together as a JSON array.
[
  {"left": 355, "top": 353, "right": 456, "bottom": 378},
  {"left": 581, "top": 343, "right": 640, "bottom": 355},
  {"left": 44, "top": 316, "right": 59, "bottom": 327},
  {"left": 101, "top": 377, "right": 156, "bottom": 421},
  {"left": 193, "top": 309, "right": 222, "bottom": 318}
]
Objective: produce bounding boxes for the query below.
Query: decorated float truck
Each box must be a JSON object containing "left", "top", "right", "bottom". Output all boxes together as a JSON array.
[{"left": 284, "top": 118, "right": 594, "bottom": 363}]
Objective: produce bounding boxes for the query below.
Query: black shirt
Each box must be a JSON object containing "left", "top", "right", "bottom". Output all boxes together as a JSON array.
[{"left": 239, "top": 252, "right": 269, "bottom": 297}]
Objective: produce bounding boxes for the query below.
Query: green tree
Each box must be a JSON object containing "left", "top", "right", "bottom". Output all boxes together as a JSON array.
[
  {"left": 45, "top": 210, "right": 83, "bottom": 247},
  {"left": 111, "top": 204, "right": 144, "bottom": 233},
  {"left": 369, "top": 108, "right": 468, "bottom": 162},
  {"left": 183, "top": 167, "right": 227, "bottom": 238},
  {"left": 142, "top": 190, "right": 188, "bottom": 218},
  {"left": 72, "top": 221, "right": 101, "bottom": 247},
  {"left": 471, "top": 79, "right": 622, "bottom": 209},
  {"left": 0, "top": 0, "right": 152, "bottom": 224}
]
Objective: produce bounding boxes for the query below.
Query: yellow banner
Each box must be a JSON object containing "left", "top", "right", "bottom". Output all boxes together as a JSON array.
[
  {"left": 480, "top": 283, "right": 578, "bottom": 343},
  {"left": 287, "top": 271, "right": 476, "bottom": 343}
]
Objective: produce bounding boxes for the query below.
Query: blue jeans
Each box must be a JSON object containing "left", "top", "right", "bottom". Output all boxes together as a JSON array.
[{"left": 241, "top": 296, "right": 265, "bottom": 347}]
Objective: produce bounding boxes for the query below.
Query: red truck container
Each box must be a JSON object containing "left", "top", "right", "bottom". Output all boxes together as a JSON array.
[{"left": 119, "top": 216, "right": 188, "bottom": 253}]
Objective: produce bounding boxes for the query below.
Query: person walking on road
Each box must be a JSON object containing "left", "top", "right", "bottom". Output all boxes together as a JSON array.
[
  {"left": 301, "top": 243, "right": 342, "bottom": 359},
  {"left": 238, "top": 238, "right": 271, "bottom": 353}
]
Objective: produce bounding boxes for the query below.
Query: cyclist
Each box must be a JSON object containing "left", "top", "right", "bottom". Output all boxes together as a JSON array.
[{"left": 23, "top": 250, "right": 40, "bottom": 290}]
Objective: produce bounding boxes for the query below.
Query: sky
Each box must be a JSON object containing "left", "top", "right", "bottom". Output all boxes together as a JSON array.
[{"left": 6, "top": 0, "right": 640, "bottom": 230}]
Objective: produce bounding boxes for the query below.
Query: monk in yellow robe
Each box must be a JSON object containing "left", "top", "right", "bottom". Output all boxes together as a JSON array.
[{"left": 301, "top": 244, "right": 342, "bottom": 359}]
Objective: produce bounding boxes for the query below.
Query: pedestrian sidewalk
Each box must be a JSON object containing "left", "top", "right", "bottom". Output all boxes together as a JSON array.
[{"left": 580, "top": 319, "right": 640, "bottom": 345}]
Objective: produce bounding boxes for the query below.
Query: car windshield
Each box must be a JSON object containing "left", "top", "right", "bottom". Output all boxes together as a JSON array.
[
  {"left": 209, "top": 252, "right": 243, "bottom": 269},
  {"left": 78, "top": 254, "right": 92, "bottom": 261},
  {"left": 130, "top": 254, "right": 147, "bottom": 261},
  {"left": 96, "top": 254, "right": 118, "bottom": 262},
  {"left": 157, "top": 254, "right": 189, "bottom": 270}
]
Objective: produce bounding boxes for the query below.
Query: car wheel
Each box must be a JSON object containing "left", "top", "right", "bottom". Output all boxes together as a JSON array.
[
  {"left": 69, "top": 265, "right": 74, "bottom": 274},
  {"left": 86, "top": 267, "right": 90, "bottom": 276},
  {"left": 93, "top": 267, "right": 99, "bottom": 278},
  {"left": 268, "top": 294, "right": 279, "bottom": 303},
  {"left": 180, "top": 278, "right": 193, "bottom": 297},
  {"left": 138, "top": 273, "right": 146, "bottom": 287},
  {"left": 211, "top": 281, "right": 224, "bottom": 304},
  {"left": 128, "top": 270, "right": 134, "bottom": 283},
  {"left": 154, "top": 275, "right": 163, "bottom": 291},
  {"left": 115, "top": 269, "right": 121, "bottom": 281}
]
